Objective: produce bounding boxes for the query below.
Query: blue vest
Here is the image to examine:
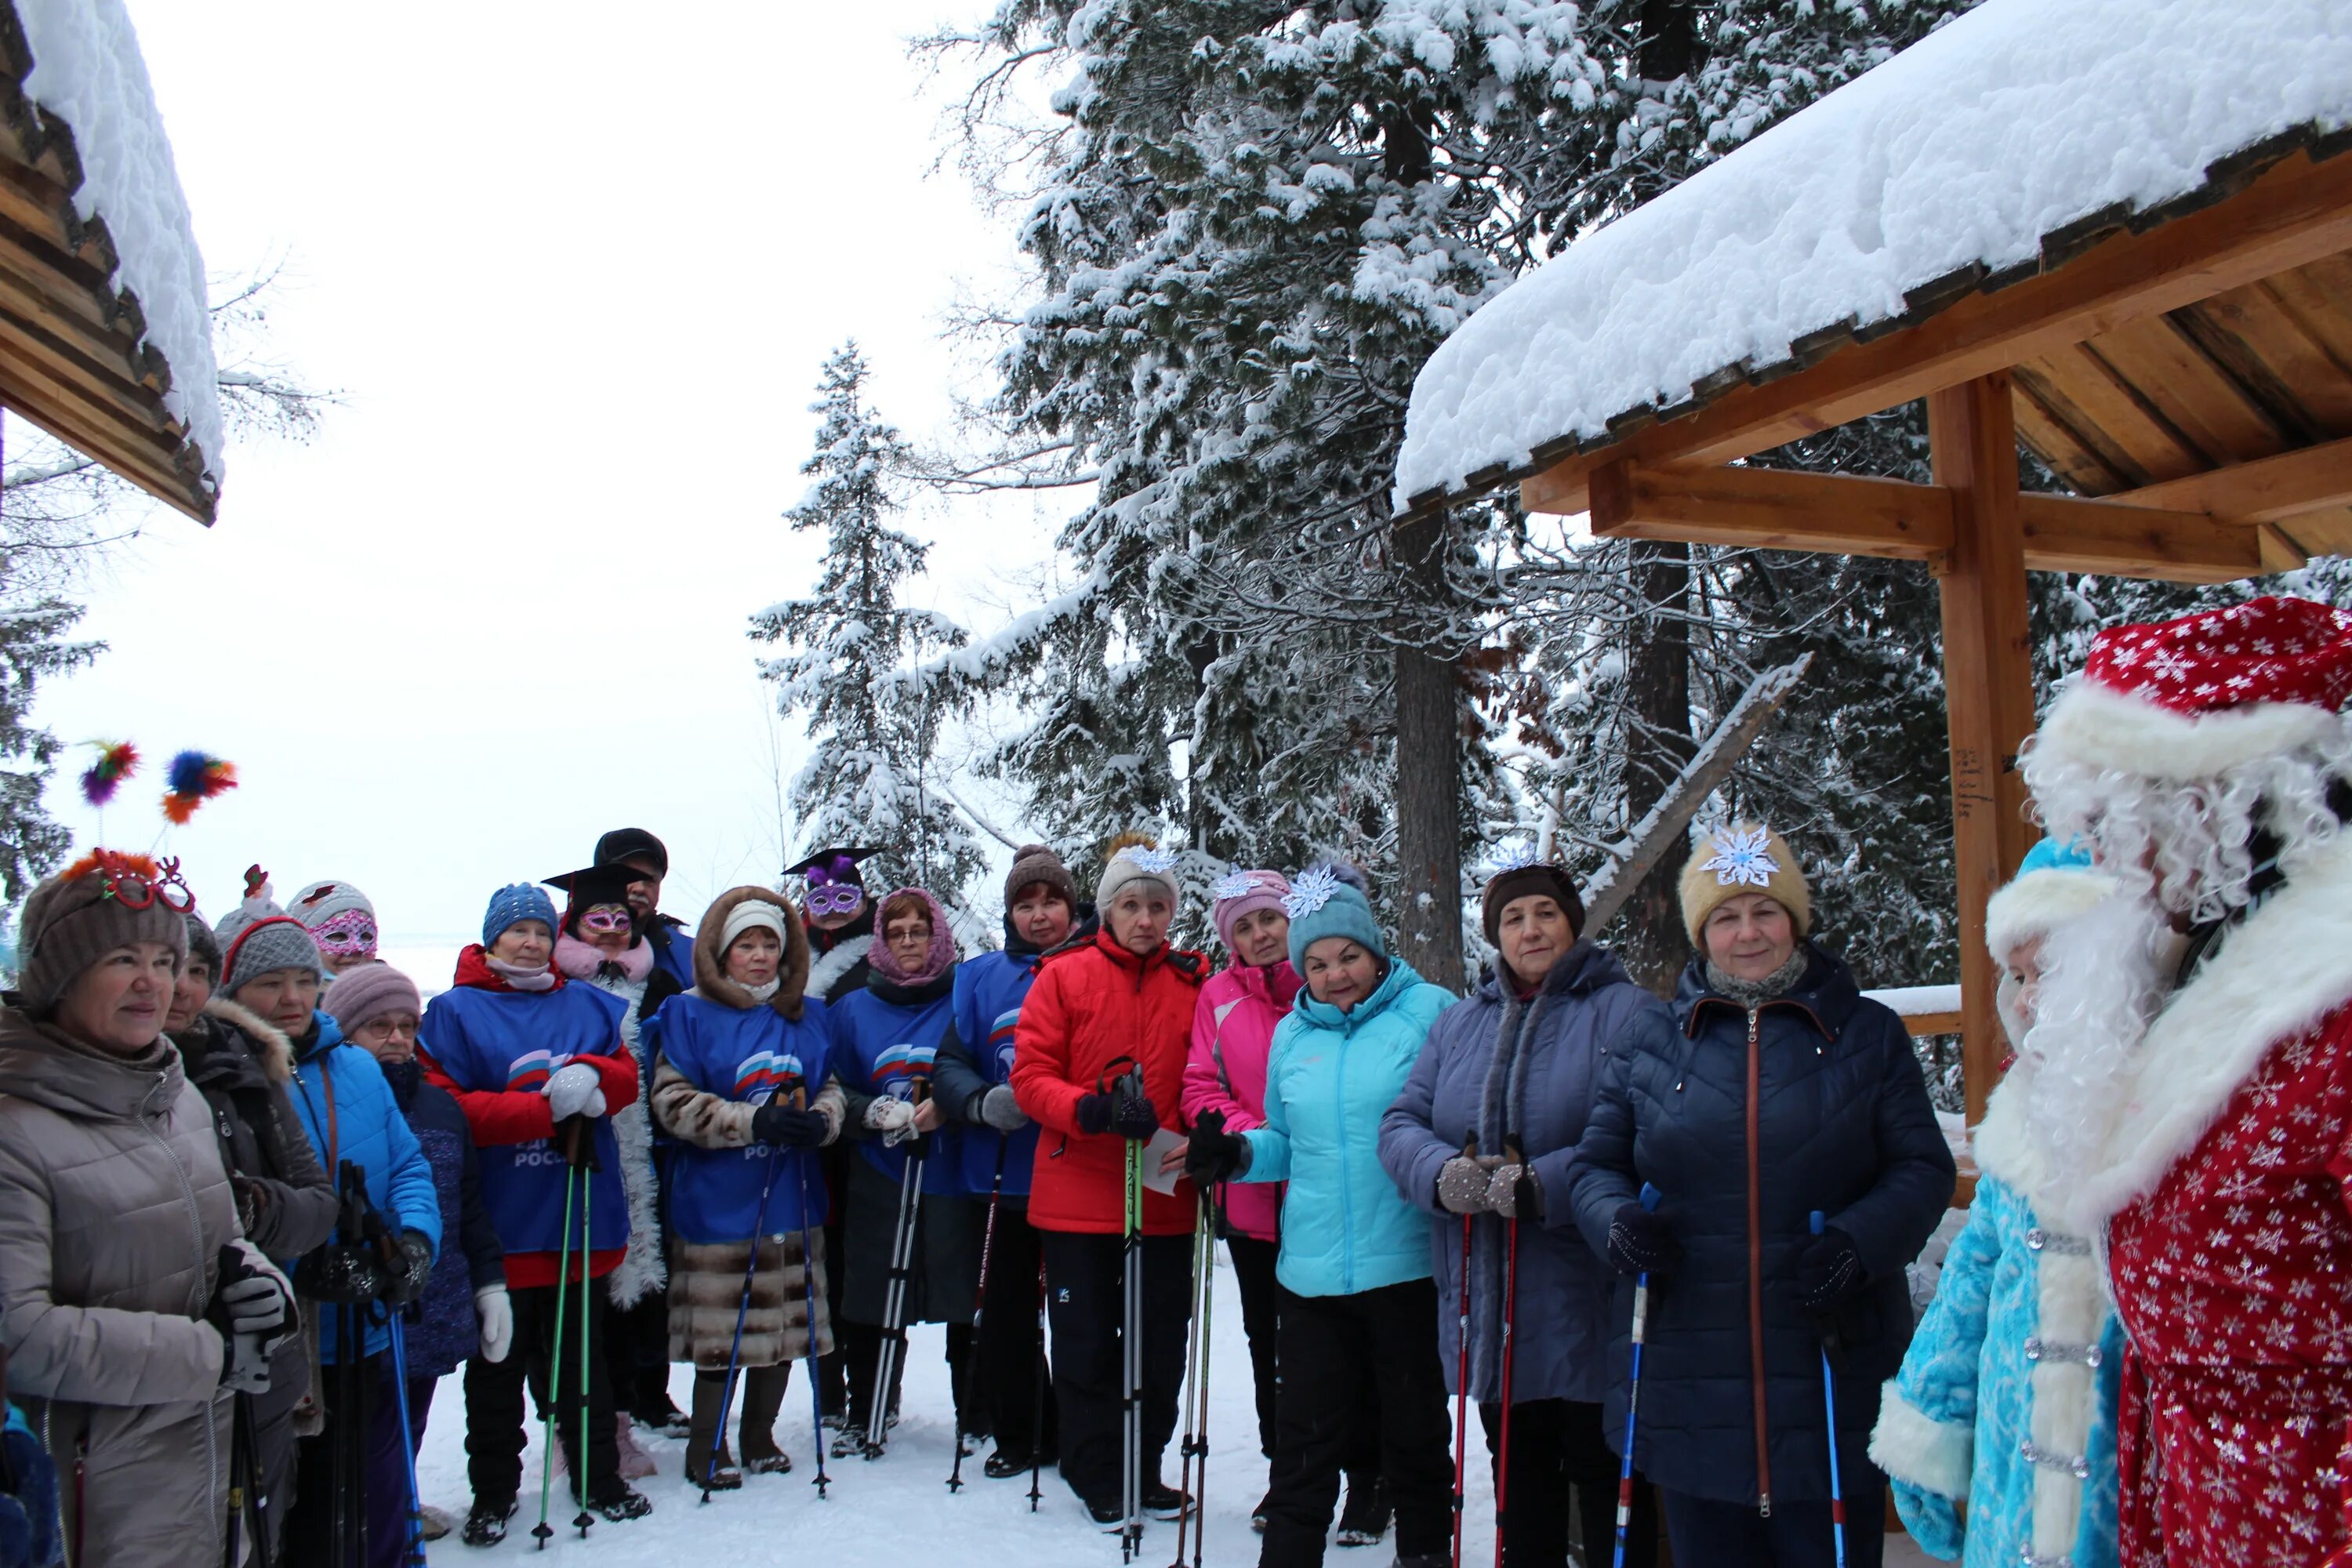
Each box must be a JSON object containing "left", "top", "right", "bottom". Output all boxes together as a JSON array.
[
  {"left": 419, "top": 982, "right": 632, "bottom": 1256},
  {"left": 949, "top": 950, "right": 1044, "bottom": 1197},
  {"left": 829, "top": 985, "right": 960, "bottom": 1192},
  {"left": 643, "top": 993, "right": 833, "bottom": 1244}
]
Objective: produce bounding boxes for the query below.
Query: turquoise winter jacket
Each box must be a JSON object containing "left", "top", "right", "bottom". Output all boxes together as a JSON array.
[{"left": 1240, "top": 960, "right": 1453, "bottom": 1298}]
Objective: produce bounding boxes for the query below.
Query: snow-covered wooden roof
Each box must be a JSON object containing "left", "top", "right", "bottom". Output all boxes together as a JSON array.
[
  {"left": 0, "top": 0, "right": 220, "bottom": 522},
  {"left": 1392, "top": 0, "right": 2352, "bottom": 546}
]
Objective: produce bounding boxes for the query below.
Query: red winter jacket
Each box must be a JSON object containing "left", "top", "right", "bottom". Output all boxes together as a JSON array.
[{"left": 1011, "top": 931, "right": 1207, "bottom": 1236}]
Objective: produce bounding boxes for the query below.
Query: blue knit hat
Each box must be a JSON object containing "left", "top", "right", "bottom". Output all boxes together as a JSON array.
[
  {"left": 1283, "top": 866, "right": 1387, "bottom": 971},
  {"left": 481, "top": 883, "right": 558, "bottom": 948}
]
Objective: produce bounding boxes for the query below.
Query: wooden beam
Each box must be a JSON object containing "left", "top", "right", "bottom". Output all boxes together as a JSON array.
[
  {"left": 2016, "top": 492, "right": 2288, "bottom": 582},
  {"left": 2106, "top": 432, "right": 2352, "bottom": 524},
  {"left": 1931, "top": 373, "right": 2038, "bottom": 1128},
  {"left": 1586, "top": 460, "right": 1955, "bottom": 559},
  {"left": 1519, "top": 148, "right": 2352, "bottom": 517}
]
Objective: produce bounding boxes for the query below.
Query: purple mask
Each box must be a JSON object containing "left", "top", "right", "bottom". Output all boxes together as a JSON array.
[{"left": 805, "top": 857, "right": 866, "bottom": 917}]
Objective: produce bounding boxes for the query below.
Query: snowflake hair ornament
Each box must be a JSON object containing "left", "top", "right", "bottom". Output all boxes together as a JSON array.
[
  {"left": 1209, "top": 869, "right": 1269, "bottom": 903},
  {"left": 1283, "top": 865, "right": 1344, "bottom": 919},
  {"left": 1117, "top": 845, "right": 1179, "bottom": 876},
  {"left": 1699, "top": 826, "right": 1780, "bottom": 889},
  {"left": 1481, "top": 843, "right": 1541, "bottom": 880}
]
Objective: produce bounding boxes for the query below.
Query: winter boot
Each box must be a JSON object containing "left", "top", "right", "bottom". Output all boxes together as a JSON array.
[
  {"left": 685, "top": 1370, "right": 735, "bottom": 1489},
  {"left": 460, "top": 1496, "right": 516, "bottom": 1547},
  {"left": 615, "top": 1414, "right": 658, "bottom": 1480},
  {"left": 735, "top": 1363, "right": 793, "bottom": 1475},
  {"left": 585, "top": 1478, "right": 654, "bottom": 1522},
  {"left": 1084, "top": 1495, "right": 1126, "bottom": 1532},
  {"left": 1145, "top": 1479, "right": 1191, "bottom": 1521},
  {"left": 419, "top": 1504, "right": 456, "bottom": 1541},
  {"left": 1337, "top": 1473, "right": 1392, "bottom": 1545}
]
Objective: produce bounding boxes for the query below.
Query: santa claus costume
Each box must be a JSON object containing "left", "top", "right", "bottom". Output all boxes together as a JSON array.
[{"left": 2020, "top": 595, "right": 2352, "bottom": 1568}]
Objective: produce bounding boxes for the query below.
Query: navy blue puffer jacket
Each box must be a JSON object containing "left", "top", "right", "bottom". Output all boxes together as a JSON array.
[{"left": 1566, "top": 944, "right": 1955, "bottom": 1508}]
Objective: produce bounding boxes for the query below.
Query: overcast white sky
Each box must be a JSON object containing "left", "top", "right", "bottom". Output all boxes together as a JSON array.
[{"left": 27, "top": 2, "right": 1065, "bottom": 960}]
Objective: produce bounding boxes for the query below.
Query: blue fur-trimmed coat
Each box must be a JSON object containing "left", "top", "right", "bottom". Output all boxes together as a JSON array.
[{"left": 1870, "top": 1067, "right": 2122, "bottom": 1568}]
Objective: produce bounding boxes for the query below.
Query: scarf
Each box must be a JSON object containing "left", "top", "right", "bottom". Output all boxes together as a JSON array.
[
  {"left": 485, "top": 955, "right": 557, "bottom": 993},
  {"left": 554, "top": 932, "right": 653, "bottom": 985},
  {"left": 1703, "top": 946, "right": 1809, "bottom": 1010}
]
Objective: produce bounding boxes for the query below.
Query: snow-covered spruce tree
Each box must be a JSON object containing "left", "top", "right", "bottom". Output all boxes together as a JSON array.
[
  {"left": 751, "top": 344, "right": 988, "bottom": 918},
  {"left": 0, "top": 554, "right": 97, "bottom": 904}
]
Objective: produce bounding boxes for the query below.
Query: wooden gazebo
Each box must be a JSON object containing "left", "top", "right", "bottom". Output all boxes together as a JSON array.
[
  {"left": 1396, "top": 0, "right": 2352, "bottom": 1123},
  {"left": 0, "top": 2, "right": 220, "bottom": 521}
]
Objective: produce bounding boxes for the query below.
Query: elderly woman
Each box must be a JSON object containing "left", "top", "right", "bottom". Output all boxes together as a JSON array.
[
  {"left": 1566, "top": 826, "right": 1955, "bottom": 1568},
  {"left": 0, "top": 852, "right": 295, "bottom": 1567},
  {"left": 1184, "top": 867, "right": 1455, "bottom": 1568},
  {"left": 646, "top": 886, "right": 843, "bottom": 1487},
  {"left": 1379, "top": 858, "right": 1670, "bottom": 1568}
]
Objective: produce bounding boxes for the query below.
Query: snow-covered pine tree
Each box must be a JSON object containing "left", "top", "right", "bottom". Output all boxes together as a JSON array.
[
  {"left": 0, "top": 553, "right": 97, "bottom": 905},
  {"left": 751, "top": 344, "right": 989, "bottom": 920}
]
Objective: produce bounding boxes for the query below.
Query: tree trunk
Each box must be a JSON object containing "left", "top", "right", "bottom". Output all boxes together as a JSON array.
[
  {"left": 1615, "top": 540, "right": 1698, "bottom": 994},
  {"left": 1393, "top": 514, "right": 1466, "bottom": 992}
]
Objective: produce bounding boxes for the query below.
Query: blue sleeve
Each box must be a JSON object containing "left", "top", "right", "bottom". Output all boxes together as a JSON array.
[
  {"left": 1377, "top": 1007, "right": 1456, "bottom": 1214},
  {"left": 1239, "top": 1026, "right": 1294, "bottom": 1184},
  {"left": 1832, "top": 1007, "right": 1961, "bottom": 1283}
]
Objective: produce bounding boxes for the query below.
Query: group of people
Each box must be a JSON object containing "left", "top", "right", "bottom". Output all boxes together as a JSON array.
[{"left": 2, "top": 593, "right": 2350, "bottom": 1567}]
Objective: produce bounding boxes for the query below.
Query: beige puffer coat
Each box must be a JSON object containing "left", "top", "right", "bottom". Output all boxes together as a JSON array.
[{"left": 0, "top": 1007, "right": 239, "bottom": 1567}]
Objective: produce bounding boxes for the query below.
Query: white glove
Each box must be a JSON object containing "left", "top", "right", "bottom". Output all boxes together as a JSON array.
[
  {"left": 217, "top": 1238, "right": 294, "bottom": 1341},
  {"left": 864, "top": 1096, "right": 917, "bottom": 1146},
  {"left": 543, "top": 1062, "right": 603, "bottom": 1121},
  {"left": 475, "top": 1283, "right": 513, "bottom": 1363}
]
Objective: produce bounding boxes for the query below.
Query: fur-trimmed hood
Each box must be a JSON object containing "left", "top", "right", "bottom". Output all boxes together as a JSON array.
[
  {"left": 198, "top": 994, "right": 294, "bottom": 1085},
  {"left": 1984, "top": 867, "right": 2118, "bottom": 967},
  {"left": 2071, "top": 830, "right": 2352, "bottom": 1228},
  {"left": 694, "top": 886, "right": 811, "bottom": 1020}
]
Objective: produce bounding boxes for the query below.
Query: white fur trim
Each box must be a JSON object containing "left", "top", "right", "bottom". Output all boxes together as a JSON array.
[
  {"left": 806, "top": 942, "right": 866, "bottom": 1000},
  {"left": 2027, "top": 1246, "right": 2106, "bottom": 1561},
  {"left": 1869, "top": 1381, "right": 1973, "bottom": 1501},
  {"left": 1984, "top": 869, "right": 2120, "bottom": 966},
  {"left": 1967, "top": 1072, "right": 2044, "bottom": 1196},
  {"left": 592, "top": 975, "right": 666, "bottom": 1308},
  {"left": 2034, "top": 679, "right": 2341, "bottom": 782},
  {"left": 2069, "top": 832, "right": 2352, "bottom": 1228}
]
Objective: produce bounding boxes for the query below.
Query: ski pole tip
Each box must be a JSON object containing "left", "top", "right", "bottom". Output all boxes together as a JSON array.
[{"left": 1639, "top": 1182, "right": 1661, "bottom": 1211}]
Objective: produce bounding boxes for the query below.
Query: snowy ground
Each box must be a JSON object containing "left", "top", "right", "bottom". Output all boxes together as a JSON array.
[
  {"left": 411, "top": 1247, "right": 1932, "bottom": 1566},
  {"left": 412, "top": 1251, "right": 1501, "bottom": 1565}
]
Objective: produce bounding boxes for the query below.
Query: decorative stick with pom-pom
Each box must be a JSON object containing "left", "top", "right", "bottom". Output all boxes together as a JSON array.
[
  {"left": 161, "top": 750, "right": 238, "bottom": 825},
  {"left": 79, "top": 741, "right": 139, "bottom": 808}
]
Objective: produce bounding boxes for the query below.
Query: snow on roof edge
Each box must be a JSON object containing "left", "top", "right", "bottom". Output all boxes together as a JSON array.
[
  {"left": 1393, "top": 0, "right": 2352, "bottom": 516},
  {"left": 16, "top": 0, "right": 222, "bottom": 496}
]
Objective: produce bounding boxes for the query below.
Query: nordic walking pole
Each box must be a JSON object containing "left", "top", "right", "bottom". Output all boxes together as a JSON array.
[
  {"left": 1028, "top": 1254, "right": 1048, "bottom": 1513},
  {"left": 703, "top": 1142, "right": 787, "bottom": 1501},
  {"left": 1185, "top": 1185, "right": 1221, "bottom": 1568},
  {"left": 1450, "top": 1141, "right": 1475, "bottom": 1568},
  {"left": 868, "top": 1079, "right": 931, "bottom": 1457},
  {"left": 1118, "top": 1062, "right": 1146, "bottom": 1564},
  {"left": 794, "top": 1119, "right": 833, "bottom": 1501},
  {"left": 1492, "top": 1143, "right": 1525, "bottom": 1568},
  {"left": 949, "top": 1139, "right": 1010, "bottom": 1491},
  {"left": 1612, "top": 1184, "right": 1662, "bottom": 1568},
  {"left": 1810, "top": 1210, "right": 1848, "bottom": 1568},
  {"left": 532, "top": 1138, "right": 579, "bottom": 1550},
  {"left": 1167, "top": 1189, "right": 1209, "bottom": 1568},
  {"left": 390, "top": 1314, "right": 427, "bottom": 1567},
  {"left": 572, "top": 1117, "right": 597, "bottom": 1539}
]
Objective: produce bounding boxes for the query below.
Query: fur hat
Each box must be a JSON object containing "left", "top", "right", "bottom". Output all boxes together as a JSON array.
[
  {"left": 1984, "top": 840, "right": 2114, "bottom": 965},
  {"left": 1281, "top": 866, "right": 1385, "bottom": 972},
  {"left": 693, "top": 886, "right": 811, "bottom": 1018},
  {"left": 481, "top": 884, "right": 558, "bottom": 949},
  {"left": 866, "top": 887, "right": 958, "bottom": 987},
  {"left": 15, "top": 852, "right": 191, "bottom": 1011},
  {"left": 216, "top": 873, "right": 326, "bottom": 999},
  {"left": 1480, "top": 861, "right": 1584, "bottom": 947},
  {"left": 324, "top": 960, "right": 423, "bottom": 1036},
  {"left": 1210, "top": 869, "right": 1291, "bottom": 952},
  {"left": 1004, "top": 844, "right": 1080, "bottom": 913},
  {"left": 1096, "top": 834, "right": 1180, "bottom": 914},
  {"left": 1679, "top": 824, "right": 1812, "bottom": 949}
]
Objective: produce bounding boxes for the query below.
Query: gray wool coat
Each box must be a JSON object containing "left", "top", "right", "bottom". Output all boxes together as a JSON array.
[
  {"left": 1378, "top": 942, "right": 1668, "bottom": 1406},
  {"left": 0, "top": 1008, "right": 241, "bottom": 1568}
]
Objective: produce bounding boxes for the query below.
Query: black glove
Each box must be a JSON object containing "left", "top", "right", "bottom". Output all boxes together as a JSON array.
[
  {"left": 382, "top": 1230, "right": 434, "bottom": 1308},
  {"left": 753, "top": 1102, "right": 831, "bottom": 1149},
  {"left": 1606, "top": 1200, "right": 1682, "bottom": 1278},
  {"left": 1111, "top": 1088, "right": 1159, "bottom": 1142},
  {"left": 1797, "top": 1225, "right": 1865, "bottom": 1312},
  {"left": 293, "top": 1241, "right": 387, "bottom": 1305},
  {"left": 1182, "top": 1110, "right": 1247, "bottom": 1186},
  {"left": 1074, "top": 1091, "right": 1115, "bottom": 1136}
]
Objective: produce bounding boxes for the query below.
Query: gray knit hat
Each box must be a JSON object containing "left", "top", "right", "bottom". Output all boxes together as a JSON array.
[
  {"left": 214, "top": 876, "right": 326, "bottom": 999},
  {"left": 1004, "top": 844, "right": 1080, "bottom": 912},
  {"left": 183, "top": 913, "right": 222, "bottom": 981},
  {"left": 15, "top": 855, "right": 190, "bottom": 1011}
]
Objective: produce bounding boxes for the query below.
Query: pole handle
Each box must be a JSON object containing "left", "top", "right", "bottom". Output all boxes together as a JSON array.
[{"left": 1639, "top": 1182, "right": 1661, "bottom": 1213}]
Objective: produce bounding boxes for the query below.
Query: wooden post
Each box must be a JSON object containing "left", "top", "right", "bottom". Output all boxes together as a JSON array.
[{"left": 1929, "top": 372, "right": 2038, "bottom": 1127}]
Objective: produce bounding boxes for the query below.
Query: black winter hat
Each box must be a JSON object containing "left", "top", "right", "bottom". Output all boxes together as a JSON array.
[
  {"left": 1481, "top": 862, "right": 1585, "bottom": 946},
  {"left": 593, "top": 828, "right": 669, "bottom": 877}
]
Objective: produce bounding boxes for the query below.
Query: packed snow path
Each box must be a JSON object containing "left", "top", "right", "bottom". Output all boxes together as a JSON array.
[{"left": 412, "top": 1255, "right": 1503, "bottom": 1563}]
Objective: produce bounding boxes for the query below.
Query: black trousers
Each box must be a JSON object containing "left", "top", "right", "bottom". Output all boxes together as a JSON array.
[
  {"left": 1225, "top": 1235, "right": 1282, "bottom": 1458},
  {"left": 974, "top": 1206, "right": 1058, "bottom": 1458},
  {"left": 835, "top": 1319, "right": 961, "bottom": 1433},
  {"left": 1659, "top": 1475, "right": 1885, "bottom": 1568},
  {"left": 464, "top": 1274, "right": 619, "bottom": 1504},
  {"left": 283, "top": 1348, "right": 412, "bottom": 1568},
  {"left": 1040, "top": 1229, "right": 1192, "bottom": 1507},
  {"left": 606, "top": 1287, "right": 674, "bottom": 1421},
  {"left": 1259, "top": 1279, "right": 1453, "bottom": 1568},
  {"left": 815, "top": 1142, "right": 851, "bottom": 1419},
  {"left": 1477, "top": 1399, "right": 1658, "bottom": 1568}
]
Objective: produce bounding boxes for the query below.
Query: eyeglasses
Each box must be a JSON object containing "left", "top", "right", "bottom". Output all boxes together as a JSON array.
[
  {"left": 805, "top": 884, "right": 865, "bottom": 917},
  {"left": 73, "top": 851, "right": 196, "bottom": 913},
  {"left": 355, "top": 1017, "right": 418, "bottom": 1044},
  {"left": 579, "top": 907, "right": 633, "bottom": 935}
]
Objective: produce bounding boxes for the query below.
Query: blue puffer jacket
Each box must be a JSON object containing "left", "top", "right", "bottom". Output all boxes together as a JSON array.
[
  {"left": 1871, "top": 1078, "right": 2120, "bottom": 1568},
  {"left": 283, "top": 1013, "right": 444, "bottom": 1363},
  {"left": 1379, "top": 941, "right": 1667, "bottom": 1405},
  {"left": 1566, "top": 945, "right": 1956, "bottom": 1508},
  {"left": 1240, "top": 960, "right": 1450, "bottom": 1298}
]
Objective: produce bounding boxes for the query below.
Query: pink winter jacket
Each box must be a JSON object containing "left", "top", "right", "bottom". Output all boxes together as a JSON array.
[{"left": 1181, "top": 961, "right": 1302, "bottom": 1243}]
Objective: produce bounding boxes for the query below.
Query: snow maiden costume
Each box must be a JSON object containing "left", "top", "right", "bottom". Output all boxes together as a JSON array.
[
  {"left": 1871, "top": 841, "right": 2125, "bottom": 1568},
  {"left": 2020, "top": 595, "right": 2352, "bottom": 1568}
]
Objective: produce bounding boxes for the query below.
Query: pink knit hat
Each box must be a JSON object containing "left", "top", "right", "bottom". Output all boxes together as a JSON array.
[{"left": 1210, "top": 869, "right": 1291, "bottom": 953}]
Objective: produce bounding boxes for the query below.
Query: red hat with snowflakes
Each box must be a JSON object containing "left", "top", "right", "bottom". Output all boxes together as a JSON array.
[{"left": 2030, "top": 595, "right": 2352, "bottom": 782}]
